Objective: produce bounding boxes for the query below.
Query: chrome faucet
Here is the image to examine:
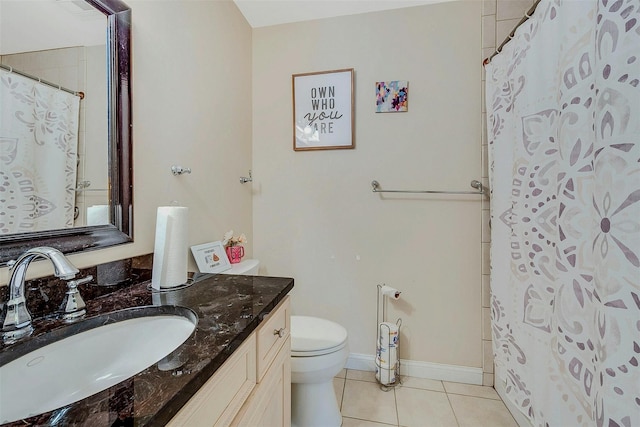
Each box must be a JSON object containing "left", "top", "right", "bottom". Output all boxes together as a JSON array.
[{"left": 1, "top": 247, "right": 79, "bottom": 343}]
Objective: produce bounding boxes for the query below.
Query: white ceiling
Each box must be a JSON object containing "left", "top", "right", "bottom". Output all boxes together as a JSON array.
[
  {"left": 1, "top": 0, "right": 455, "bottom": 55},
  {"left": 0, "top": 0, "right": 105, "bottom": 55},
  {"left": 233, "top": 0, "right": 456, "bottom": 28}
]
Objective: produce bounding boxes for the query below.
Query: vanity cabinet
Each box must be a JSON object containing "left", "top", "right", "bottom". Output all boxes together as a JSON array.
[
  {"left": 232, "top": 296, "right": 291, "bottom": 427},
  {"left": 167, "top": 296, "right": 290, "bottom": 427}
]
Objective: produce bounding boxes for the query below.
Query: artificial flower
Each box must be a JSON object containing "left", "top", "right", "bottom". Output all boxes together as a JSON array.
[{"left": 223, "top": 230, "right": 247, "bottom": 247}]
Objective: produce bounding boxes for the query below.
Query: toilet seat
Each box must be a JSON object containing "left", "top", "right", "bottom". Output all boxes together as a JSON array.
[{"left": 291, "top": 316, "right": 348, "bottom": 357}]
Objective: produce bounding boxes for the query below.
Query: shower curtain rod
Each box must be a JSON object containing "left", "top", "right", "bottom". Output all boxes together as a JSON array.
[
  {"left": 483, "top": 0, "right": 542, "bottom": 65},
  {"left": 0, "top": 64, "right": 85, "bottom": 99}
]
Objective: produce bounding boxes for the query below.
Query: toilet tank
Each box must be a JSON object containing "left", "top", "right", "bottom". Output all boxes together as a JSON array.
[{"left": 220, "top": 259, "right": 260, "bottom": 275}]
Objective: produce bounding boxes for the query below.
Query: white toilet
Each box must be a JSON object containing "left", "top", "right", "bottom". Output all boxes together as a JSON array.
[
  {"left": 290, "top": 315, "right": 348, "bottom": 427},
  {"left": 220, "top": 258, "right": 260, "bottom": 275},
  {"left": 223, "top": 259, "right": 349, "bottom": 427}
]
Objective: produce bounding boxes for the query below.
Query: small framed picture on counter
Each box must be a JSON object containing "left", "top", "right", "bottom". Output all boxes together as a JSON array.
[{"left": 190, "top": 241, "right": 231, "bottom": 274}]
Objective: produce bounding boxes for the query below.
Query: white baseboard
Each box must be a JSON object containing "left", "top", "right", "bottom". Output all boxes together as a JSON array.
[{"left": 346, "top": 353, "right": 483, "bottom": 385}]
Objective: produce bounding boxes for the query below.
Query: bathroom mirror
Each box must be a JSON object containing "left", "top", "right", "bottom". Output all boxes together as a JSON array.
[{"left": 0, "top": 0, "right": 132, "bottom": 266}]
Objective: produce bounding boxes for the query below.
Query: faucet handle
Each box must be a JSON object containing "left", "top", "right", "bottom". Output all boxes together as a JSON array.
[
  {"left": 60, "top": 275, "right": 92, "bottom": 322},
  {"left": 68, "top": 275, "right": 93, "bottom": 288}
]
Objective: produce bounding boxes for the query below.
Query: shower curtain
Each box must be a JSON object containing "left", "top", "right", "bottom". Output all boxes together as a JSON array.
[
  {"left": 485, "top": 0, "right": 639, "bottom": 426},
  {"left": 0, "top": 69, "right": 80, "bottom": 234}
]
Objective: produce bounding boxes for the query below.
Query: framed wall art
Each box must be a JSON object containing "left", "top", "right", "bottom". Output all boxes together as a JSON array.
[
  {"left": 292, "top": 68, "right": 354, "bottom": 151},
  {"left": 376, "top": 80, "right": 408, "bottom": 113}
]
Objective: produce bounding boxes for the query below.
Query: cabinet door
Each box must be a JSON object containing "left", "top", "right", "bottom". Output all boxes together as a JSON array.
[
  {"left": 167, "top": 334, "right": 257, "bottom": 427},
  {"left": 232, "top": 336, "right": 291, "bottom": 427}
]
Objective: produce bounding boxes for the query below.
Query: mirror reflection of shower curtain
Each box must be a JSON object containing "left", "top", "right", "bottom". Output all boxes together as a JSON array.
[
  {"left": 0, "top": 69, "right": 80, "bottom": 234},
  {"left": 486, "top": 1, "right": 639, "bottom": 426}
]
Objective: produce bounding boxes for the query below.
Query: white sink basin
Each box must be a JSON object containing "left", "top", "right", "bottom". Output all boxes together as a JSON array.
[{"left": 0, "top": 306, "right": 197, "bottom": 424}]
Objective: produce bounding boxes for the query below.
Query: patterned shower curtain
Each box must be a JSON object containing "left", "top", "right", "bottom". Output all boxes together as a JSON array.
[
  {"left": 0, "top": 69, "right": 80, "bottom": 234},
  {"left": 485, "top": 0, "right": 639, "bottom": 426}
]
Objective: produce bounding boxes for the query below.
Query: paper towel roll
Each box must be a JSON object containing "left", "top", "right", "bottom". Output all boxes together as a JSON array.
[
  {"left": 152, "top": 206, "right": 189, "bottom": 290},
  {"left": 87, "top": 205, "right": 109, "bottom": 225},
  {"left": 380, "top": 285, "right": 401, "bottom": 300}
]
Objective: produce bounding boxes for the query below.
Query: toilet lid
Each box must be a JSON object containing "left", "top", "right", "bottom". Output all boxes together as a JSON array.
[{"left": 291, "top": 316, "right": 348, "bottom": 356}]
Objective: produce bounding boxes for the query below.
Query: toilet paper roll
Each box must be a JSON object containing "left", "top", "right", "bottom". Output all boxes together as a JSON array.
[
  {"left": 375, "top": 347, "right": 397, "bottom": 369},
  {"left": 375, "top": 365, "right": 396, "bottom": 385},
  {"left": 152, "top": 206, "right": 189, "bottom": 290},
  {"left": 378, "top": 322, "right": 399, "bottom": 349},
  {"left": 380, "top": 285, "right": 401, "bottom": 300}
]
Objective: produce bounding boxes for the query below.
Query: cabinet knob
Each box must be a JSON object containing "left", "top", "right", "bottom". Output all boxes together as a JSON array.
[{"left": 273, "top": 328, "right": 285, "bottom": 338}]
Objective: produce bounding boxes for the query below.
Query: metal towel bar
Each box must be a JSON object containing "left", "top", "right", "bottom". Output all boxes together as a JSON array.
[{"left": 371, "top": 180, "right": 485, "bottom": 195}]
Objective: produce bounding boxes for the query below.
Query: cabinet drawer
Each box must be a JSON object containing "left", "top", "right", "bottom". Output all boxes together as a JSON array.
[
  {"left": 257, "top": 296, "right": 290, "bottom": 381},
  {"left": 167, "top": 333, "right": 257, "bottom": 427}
]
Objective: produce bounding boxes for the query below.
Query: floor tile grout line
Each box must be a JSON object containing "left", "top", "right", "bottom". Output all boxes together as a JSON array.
[
  {"left": 340, "top": 371, "right": 515, "bottom": 426},
  {"left": 339, "top": 376, "right": 346, "bottom": 410},
  {"left": 342, "top": 416, "right": 398, "bottom": 426},
  {"left": 444, "top": 390, "right": 462, "bottom": 427},
  {"left": 343, "top": 374, "right": 400, "bottom": 426},
  {"left": 345, "top": 378, "right": 378, "bottom": 384},
  {"left": 393, "top": 386, "right": 400, "bottom": 427},
  {"left": 396, "top": 385, "right": 448, "bottom": 393},
  {"left": 341, "top": 375, "right": 504, "bottom": 397},
  {"left": 445, "top": 391, "right": 502, "bottom": 401}
]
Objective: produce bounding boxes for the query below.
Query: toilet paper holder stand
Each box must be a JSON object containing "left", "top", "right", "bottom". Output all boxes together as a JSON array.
[{"left": 376, "top": 284, "right": 402, "bottom": 391}]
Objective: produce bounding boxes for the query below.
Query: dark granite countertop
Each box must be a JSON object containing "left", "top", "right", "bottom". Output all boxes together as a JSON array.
[{"left": 0, "top": 258, "right": 294, "bottom": 427}]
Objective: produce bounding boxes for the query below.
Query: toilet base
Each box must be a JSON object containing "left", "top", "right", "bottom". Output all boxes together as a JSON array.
[{"left": 291, "top": 381, "right": 342, "bottom": 427}]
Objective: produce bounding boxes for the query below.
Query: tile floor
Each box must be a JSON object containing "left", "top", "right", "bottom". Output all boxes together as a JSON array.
[{"left": 333, "top": 369, "right": 518, "bottom": 427}]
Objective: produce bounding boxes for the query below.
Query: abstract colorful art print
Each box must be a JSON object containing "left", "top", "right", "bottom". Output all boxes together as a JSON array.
[{"left": 376, "top": 81, "right": 408, "bottom": 113}]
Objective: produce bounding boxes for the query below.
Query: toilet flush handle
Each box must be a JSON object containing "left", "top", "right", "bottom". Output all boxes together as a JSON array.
[{"left": 273, "top": 328, "right": 286, "bottom": 338}]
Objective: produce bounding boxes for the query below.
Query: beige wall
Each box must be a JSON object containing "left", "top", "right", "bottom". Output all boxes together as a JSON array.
[
  {"left": 0, "top": 0, "right": 253, "bottom": 282},
  {"left": 2, "top": 0, "right": 496, "bottom": 374},
  {"left": 252, "top": 1, "right": 482, "bottom": 368},
  {"left": 79, "top": 44, "right": 109, "bottom": 227}
]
